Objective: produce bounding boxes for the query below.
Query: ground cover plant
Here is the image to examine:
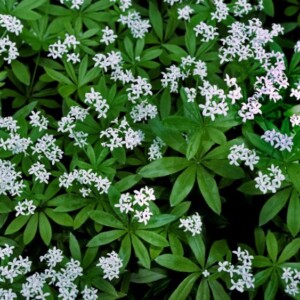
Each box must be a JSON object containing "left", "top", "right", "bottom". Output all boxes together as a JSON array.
[{"left": 2, "top": 0, "right": 300, "bottom": 299}]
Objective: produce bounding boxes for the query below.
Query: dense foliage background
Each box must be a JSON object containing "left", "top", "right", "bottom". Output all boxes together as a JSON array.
[{"left": 2, "top": 0, "right": 300, "bottom": 299}]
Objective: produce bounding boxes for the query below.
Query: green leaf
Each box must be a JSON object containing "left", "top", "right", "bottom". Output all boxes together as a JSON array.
[
  {"left": 196, "top": 280, "right": 210, "bottom": 300},
  {"left": 170, "top": 165, "right": 196, "bottom": 206},
  {"left": 255, "top": 227, "right": 265, "bottom": 255},
  {"left": 130, "top": 268, "right": 167, "bottom": 283},
  {"left": 287, "top": 163, "right": 300, "bottom": 193},
  {"left": 136, "top": 214, "right": 176, "bottom": 229},
  {"left": 132, "top": 234, "right": 151, "bottom": 269},
  {"left": 206, "top": 240, "right": 228, "bottom": 267},
  {"left": 264, "top": 271, "right": 278, "bottom": 300},
  {"left": 5, "top": 215, "right": 30, "bottom": 235},
  {"left": 119, "top": 234, "right": 131, "bottom": 269},
  {"left": 203, "top": 160, "right": 245, "bottom": 179},
  {"left": 207, "top": 127, "right": 226, "bottom": 145},
  {"left": 39, "top": 212, "right": 52, "bottom": 245},
  {"left": 170, "top": 201, "right": 191, "bottom": 219},
  {"left": 287, "top": 189, "right": 300, "bottom": 236},
  {"left": 209, "top": 280, "right": 230, "bottom": 300},
  {"left": 186, "top": 130, "right": 203, "bottom": 160},
  {"left": 278, "top": 238, "right": 300, "bottom": 263},
  {"left": 254, "top": 268, "right": 272, "bottom": 287},
  {"left": 252, "top": 256, "right": 272, "bottom": 268},
  {"left": 87, "top": 230, "right": 126, "bottom": 247},
  {"left": 89, "top": 210, "right": 125, "bottom": 229},
  {"left": 115, "top": 174, "right": 142, "bottom": 192},
  {"left": 185, "top": 26, "right": 196, "bottom": 56},
  {"left": 44, "top": 67, "right": 73, "bottom": 85},
  {"left": 263, "top": 0, "right": 275, "bottom": 17},
  {"left": 139, "top": 157, "right": 190, "bottom": 178},
  {"left": 11, "top": 60, "right": 31, "bottom": 85},
  {"left": 141, "top": 49, "right": 163, "bottom": 61},
  {"left": 69, "top": 233, "right": 82, "bottom": 261},
  {"left": 259, "top": 188, "right": 292, "bottom": 226},
  {"left": 266, "top": 231, "right": 278, "bottom": 263},
  {"left": 82, "top": 247, "right": 99, "bottom": 269},
  {"left": 187, "top": 235, "right": 205, "bottom": 268},
  {"left": 0, "top": 196, "right": 13, "bottom": 213},
  {"left": 169, "top": 232, "right": 184, "bottom": 256},
  {"left": 135, "top": 230, "right": 169, "bottom": 248},
  {"left": 169, "top": 273, "right": 200, "bottom": 300},
  {"left": 149, "top": 1, "right": 163, "bottom": 40},
  {"left": 45, "top": 209, "right": 73, "bottom": 227},
  {"left": 163, "top": 44, "right": 188, "bottom": 59},
  {"left": 23, "top": 213, "right": 38, "bottom": 245},
  {"left": 197, "top": 166, "right": 221, "bottom": 215},
  {"left": 155, "top": 254, "right": 201, "bottom": 272}
]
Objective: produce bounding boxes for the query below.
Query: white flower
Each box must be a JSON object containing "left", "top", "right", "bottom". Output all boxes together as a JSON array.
[
  {"left": 130, "top": 100, "right": 157, "bottom": 122},
  {"left": 179, "top": 212, "right": 202, "bottom": 236},
  {"left": 134, "top": 207, "right": 153, "bottom": 225},
  {"left": 28, "top": 162, "right": 50, "bottom": 184},
  {"left": 194, "top": 22, "right": 219, "bottom": 42},
  {"left": 202, "top": 270, "right": 210, "bottom": 277},
  {"left": 290, "top": 114, "right": 300, "bottom": 127},
  {"left": 67, "top": 52, "right": 80, "bottom": 63},
  {"left": 40, "top": 247, "right": 64, "bottom": 268},
  {"left": 0, "top": 244, "right": 14, "bottom": 260},
  {"left": 84, "top": 87, "right": 109, "bottom": 119},
  {"left": 97, "top": 251, "right": 123, "bottom": 280},
  {"left": 178, "top": 5, "right": 194, "bottom": 21},
  {"left": 254, "top": 164, "right": 285, "bottom": 194},
  {"left": 15, "top": 199, "right": 36, "bottom": 216},
  {"left": 0, "top": 14, "right": 23, "bottom": 35},
  {"left": 261, "top": 129, "right": 293, "bottom": 152},
  {"left": 29, "top": 111, "right": 49, "bottom": 131},
  {"left": 114, "top": 193, "right": 134, "bottom": 214},
  {"left": 228, "top": 143, "right": 259, "bottom": 171},
  {"left": 81, "top": 286, "right": 98, "bottom": 300},
  {"left": 0, "top": 36, "right": 19, "bottom": 63},
  {"left": 0, "top": 159, "right": 25, "bottom": 197},
  {"left": 148, "top": 138, "right": 164, "bottom": 161},
  {"left": 100, "top": 26, "right": 117, "bottom": 45}
]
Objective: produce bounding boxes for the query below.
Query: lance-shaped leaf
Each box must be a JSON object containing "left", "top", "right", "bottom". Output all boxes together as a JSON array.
[
  {"left": 197, "top": 166, "right": 221, "bottom": 215},
  {"left": 155, "top": 254, "right": 200, "bottom": 272}
]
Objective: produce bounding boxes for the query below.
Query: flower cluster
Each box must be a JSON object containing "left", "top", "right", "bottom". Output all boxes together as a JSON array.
[
  {"left": 218, "top": 247, "right": 255, "bottom": 293},
  {"left": 57, "top": 106, "right": 89, "bottom": 148},
  {"left": 100, "top": 117, "right": 144, "bottom": 151},
  {"left": 118, "top": 11, "right": 151, "bottom": 39},
  {"left": 161, "top": 55, "right": 207, "bottom": 93},
  {"left": 59, "top": 168, "right": 111, "bottom": 197},
  {"left": 93, "top": 50, "right": 122, "bottom": 71},
  {"left": 290, "top": 81, "right": 300, "bottom": 100},
  {"left": 194, "top": 22, "right": 219, "bottom": 42},
  {"left": 15, "top": 199, "right": 36, "bottom": 217},
  {"left": 228, "top": 143, "right": 259, "bottom": 170},
  {"left": 290, "top": 114, "right": 300, "bottom": 127},
  {"left": 148, "top": 137, "right": 165, "bottom": 161},
  {"left": 0, "top": 35, "right": 19, "bottom": 63},
  {"left": 0, "top": 159, "right": 25, "bottom": 197},
  {"left": 48, "top": 34, "right": 80, "bottom": 63},
  {"left": 97, "top": 251, "right": 123, "bottom": 281},
  {"left": 179, "top": 212, "right": 203, "bottom": 236},
  {"left": 254, "top": 164, "right": 285, "bottom": 194},
  {"left": 100, "top": 26, "right": 117, "bottom": 45},
  {"left": 0, "top": 14, "right": 23, "bottom": 35},
  {"left": 28, "top": 162, "right": 51, "bottom": 184},
  {"left": 261, "top": 129, "right": 293, "bottom": 152},
  {"left": 59, "top": 0, "right": 84, "bottom": 10},
  {"left": 84, "top": 87, "right": 110, "bottom": 119},
  {"left": 178, "top": 5, "right": 194, "bottom": 21},
  {"left": 281, "top": 267, "right": 300, "bottom": 296},
  {"left": 130, "top": 100, "right": 158, "bottom": 122},
  {"left": 31, "top": 134, "right": 64, "bottom": 165},
  {"left": 127, "top": 76, "right": 153, "bottom": 103},
  {"left": 22, "top": 250, "right": 83, "bottom": 299},
  {"left": 0, "top": 132, "right": 32, "bottom": 154},
  {"left": 115, "top": 186, "right": 156, "bottom": 224},
  {"left": 29, "top": 111, "right": 49, "bottom": 131}
]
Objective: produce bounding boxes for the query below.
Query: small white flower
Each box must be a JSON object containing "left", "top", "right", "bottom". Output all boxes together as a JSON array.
[
  {"left": 15, "top": 199, "right": 36, "bottom": 217},
  {"left": 97, "top": 251, "right": 123, "bottom": 281},
  {"left": 100, "top": 26, "right": 117, "bottom": 45},
  {"left": 179, "top": 212, "right": 202, "bottom": 236}
]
